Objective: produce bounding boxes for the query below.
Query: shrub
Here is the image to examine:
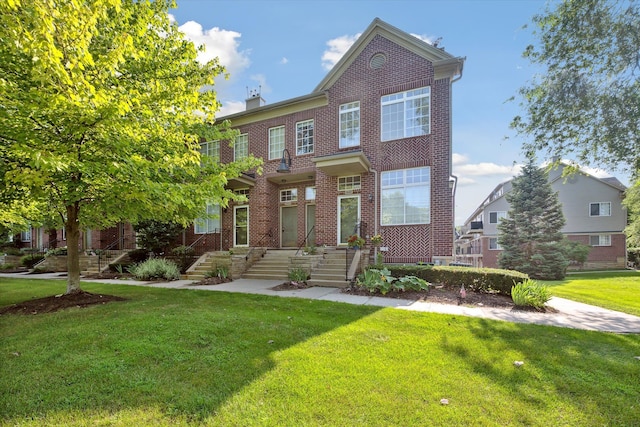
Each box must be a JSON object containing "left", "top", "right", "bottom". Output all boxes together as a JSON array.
[
  {"left": 128, "top": 248, "right": 150, "bottom": 263},
  {"left": 511, "top": 279, "right": 552, "bottom": 308},
  {"left": 395, "top": 275, "right": 430, "bottom": 292},
  {"left": 171, "top": 245, "right": 195, "bottom": 273},
  {"left": 356, "top": 267, "right": 396, "bottom": 295},
  {"left": 386, "top": 265, "right": 528, "bottom": 296},
  {"left": 128, "top": 258, "right": 180, "bottom": 281},
  {"left": 0, "top": 263, "right": 16, "bottom": 270},
  {"left": 44, "top": 247, "right": 67, "bottom": 257},
  {"left": 288, "top": 267, "right": 309, "bottom": 283},
  {"left": 1, "top": 246, "right": 22, "bottom": 256},
  {"left": 20, "top": 254, "right": 44, "bottom": 268}
]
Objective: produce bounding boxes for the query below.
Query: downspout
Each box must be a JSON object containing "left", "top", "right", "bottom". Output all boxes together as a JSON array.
[
  {"left": 371, "top": 167, "right": 378, "bottom": 264},
  {"left": 450, "top": 57, "right": 465, "bottom": 260}
]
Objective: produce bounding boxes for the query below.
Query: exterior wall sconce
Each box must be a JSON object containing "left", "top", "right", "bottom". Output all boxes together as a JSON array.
[{"left": 277, "top": 149, "right": 292, "bottom": 173}]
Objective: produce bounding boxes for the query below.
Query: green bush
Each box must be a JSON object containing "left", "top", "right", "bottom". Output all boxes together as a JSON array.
[
  {"left": 171, "top": 245, "right": 195, "bottom": 273},
  {"left": 386, "top": 265, "right": 528, "bottom": 296},
  {"left": 511, "top": 279, "right": 552, "bottom": 308},
  {"left": 1, "top": 246, "right": 22, "bottom": 256},
  {"left": 44, "top": 247, "right": 67, "bottom": 257},
  {"left": 0, "top": 263, "right": 16, "bottom": 270},
  {"left": 128, "top": 258, "right": 180, "bottom": 281},
  {"left": 128, "top": 248, "right": 150, "bottom": 263},
  {"left": 288, "top": 267, "right": 309, "bottom": 283},
  {"left": 20, "top": 254, "right": 44, "bottom": 268}
]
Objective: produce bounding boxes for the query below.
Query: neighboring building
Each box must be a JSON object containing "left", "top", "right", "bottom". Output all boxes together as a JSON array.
[
  {"left": 455, "top": 162, "right": 628, "bottom": 270},
  {"left": 195, "top": 18, "right": 465, "bottom": 264},
  {"left": 7, "top": 18, "right": 465, "bottom": 265}
]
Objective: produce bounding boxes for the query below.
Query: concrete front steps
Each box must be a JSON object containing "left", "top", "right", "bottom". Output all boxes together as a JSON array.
[
  {"left": 80, "top": 251, "right": 127, "bottom": 275},
  {"left": 241, "top": 249, "right": 296, "bottom": 280},
  {"left": 184, "top": 250, "right": 238, "bottom": 281},
  {"left": 306, "top": 248, "right": 351, "bottom": 288}
]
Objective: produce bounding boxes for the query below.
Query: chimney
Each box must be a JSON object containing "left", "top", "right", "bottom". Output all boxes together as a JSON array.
[{"left": 245, "top": 86, "right": 265, "bottom": 110}]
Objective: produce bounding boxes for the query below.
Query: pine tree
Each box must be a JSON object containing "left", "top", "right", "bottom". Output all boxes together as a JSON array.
[{"left": 498, "top": 160, "right": 568, "bottom": 279}]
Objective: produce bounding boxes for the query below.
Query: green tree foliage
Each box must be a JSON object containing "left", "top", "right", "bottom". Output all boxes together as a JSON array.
[
  {"left": 624, "top": 178, "right": 640, "bottom": 247},
  {"left": 0, "top": 0, "right": 262, "bottom": 293},
  {"left": 498, "top": 160, "right": 569, "bottom": 280},
  {"left": 512, "top": 0, "right": 640, "bottom": 175}
]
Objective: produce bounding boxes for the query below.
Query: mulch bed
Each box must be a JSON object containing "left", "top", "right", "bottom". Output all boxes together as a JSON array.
[{"left": 0, "top": 291, "right": 127, "bottom": 316}]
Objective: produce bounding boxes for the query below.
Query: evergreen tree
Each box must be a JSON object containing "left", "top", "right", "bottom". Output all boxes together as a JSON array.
[{"left": 498, "top": 160, "right": 568, "bottom": 279}]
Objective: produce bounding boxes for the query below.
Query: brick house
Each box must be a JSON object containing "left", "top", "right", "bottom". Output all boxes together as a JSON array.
[
  {"left": 7, "top": 18, "right": 465, "bottom": 266},
  {"left": 191, "top": 18, "right": 465, "bottom": 264},
  {"left": 455, "top": 162, "right": 628, "bottom": 270}
]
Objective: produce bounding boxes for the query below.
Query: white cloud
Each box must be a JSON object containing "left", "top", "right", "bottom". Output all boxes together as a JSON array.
[
  {"left": 454, "top": 161, "right": 520, "bottom": 178},
  {"left": 177, "top": 20, "right": 251, "bottom": 76},
  {"left": 249, "top": 74, "right": 271, "bottom": 95},
  {"left": 217, "top": 100, "right": 245, "bottom": 117},
  {"left": 280, "top": 57, "right": 289, "bottom": 65},
  {"left": 321, "top": 33, "right": 361, "bottom": 71},
  {"left": 410, "top": 33, "right": 436, "bottom": 45}
]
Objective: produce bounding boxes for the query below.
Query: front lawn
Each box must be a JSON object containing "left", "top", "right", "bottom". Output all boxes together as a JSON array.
[
  {"left": 545, "top": 270, "right": 640, "bottom": 316},
  {"left": 1, "top": 278, "right": 639, "bottom": 426}
]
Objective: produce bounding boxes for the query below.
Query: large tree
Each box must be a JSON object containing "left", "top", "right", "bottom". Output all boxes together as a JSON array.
[
  {"left": 498, "top": 160, "right": 569, "bottom": 280},
  {"left": 0, "top": 0, "right": 261, "bottom": 293},
  {"left": 511, "top": 0, "right": 640, "bottom": 175}
]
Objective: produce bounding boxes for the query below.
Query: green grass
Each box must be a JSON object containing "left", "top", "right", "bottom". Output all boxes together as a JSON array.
[
  {"left": 1, "top": 278, "right": 640, "bottom": 426},
  {"left": 545, "top": 270, "right": 640, "bottom": 316}
]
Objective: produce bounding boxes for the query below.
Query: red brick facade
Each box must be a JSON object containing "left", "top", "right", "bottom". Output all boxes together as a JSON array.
[{"left": 210, "top": 20, "right": 463, "bottom": 263}]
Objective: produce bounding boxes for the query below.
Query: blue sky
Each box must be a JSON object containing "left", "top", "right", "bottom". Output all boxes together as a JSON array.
[{"left": 170, "top": 0, "right": 627, "bottom": 224}]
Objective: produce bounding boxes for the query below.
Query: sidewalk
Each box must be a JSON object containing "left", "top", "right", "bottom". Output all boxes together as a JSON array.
[{"left": 3, "top": 272, "right": 640, "bottom": 334}]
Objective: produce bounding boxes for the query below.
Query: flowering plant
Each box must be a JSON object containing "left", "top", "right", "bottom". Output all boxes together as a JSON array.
[
  {"left": 370, "top": 234, "right": 383, "bottom": 245},
  {"left": 347, "top": 234, "right": 365, "bottom": 248}
]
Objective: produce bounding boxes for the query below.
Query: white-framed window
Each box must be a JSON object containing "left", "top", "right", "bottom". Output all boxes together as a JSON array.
[
  {"left": 590, "top": 234, "right": 611, "bottom": 246},
  {"left": 381, "top": 167, "right": 430, "bottom": 225},
  {"left": 20, "top": 229, "right": 31, "bottom": 242},
  {"left": 234, "top": 188, "right": 250, "bottom": 203},
  {"left": 381, "top": 86, "right": 430, "bottom": 141},
  {"left": 489, "top": 237, "right": 502, "bottom": 250},
  {"left": 338, "top": 175, "right": 361, "bottom": 192},
  {"left": 234, "top": 133, "right": 248, "bottom": 160},
  {"left": 489, "top": 211, "right": 507, "bottom": 224},
  {"left": 280, "top": 189, "right": 298, "bottom": 203},
  {"left": 195, "top": 204, "right": 221, "bottom": 234},
  {"left": 339, "top": 101, "right": 360, "bottom": 148},
  {"left": 200, "top": 140, "right": 220, "bottom": 163},
  {"left": 296, "top": 119, "right": 314, "bottom": 155},
  {"left": 590, "top": 202, "right": 611, "bottom": 217},
  {"left": 269, "top": 126, "right": 285, "bottom": 160},
  {"left": 305, "top": 187, "right": 316, "bottom": 201}
]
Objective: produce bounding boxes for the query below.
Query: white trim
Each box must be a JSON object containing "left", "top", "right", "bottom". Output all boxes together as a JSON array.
[{"left": 233, "top": 205, "right": 249, "bottom": 247}]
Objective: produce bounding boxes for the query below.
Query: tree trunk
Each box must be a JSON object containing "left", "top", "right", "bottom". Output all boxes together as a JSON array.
[{"left": 65, "top": 203, "right": 83, "bottom": 294}]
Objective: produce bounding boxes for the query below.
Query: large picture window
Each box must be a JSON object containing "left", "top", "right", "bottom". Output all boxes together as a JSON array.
[
  {"left": 339, "top": 102, "right": 360, "bottom": 148},
  {"left": 195, "top": 204, "right": 221, "bottom": 234},
  {"left": 269, "top": 126, "right": 285, "bottom": 160},
  {"left": 381, "top": 87, "right": 430, "bottom": 141},
  {"left": 296, "top": 119, "right": 314, "bottom": 155},
  {"left": 381, "top": 167, "right": 430, "bottom": 225}
]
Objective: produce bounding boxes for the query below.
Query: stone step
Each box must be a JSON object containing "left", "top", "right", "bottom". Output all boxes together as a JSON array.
[{"left": 306, "top": 278, "right": 350, "bottom": 288}]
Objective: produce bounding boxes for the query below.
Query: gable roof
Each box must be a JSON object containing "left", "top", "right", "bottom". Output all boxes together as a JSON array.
[{"left": 314, "top": 17, "right": 464, "bottom": 92}]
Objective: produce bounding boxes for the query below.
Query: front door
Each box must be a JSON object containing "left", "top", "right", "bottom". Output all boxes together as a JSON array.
[
  {"left": 338, "top": 195, "right": 360, "bottom": 245},
  {"left": 281, "top": 206, "right": 297, "bottom": 247},
  {"left": 234, "top": 206, "right": 249, "bottom": 247}
]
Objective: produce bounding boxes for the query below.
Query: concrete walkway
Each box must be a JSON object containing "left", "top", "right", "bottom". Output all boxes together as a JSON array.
[{"left": 3, "top": 272, "right": 640, "bottom": 334}]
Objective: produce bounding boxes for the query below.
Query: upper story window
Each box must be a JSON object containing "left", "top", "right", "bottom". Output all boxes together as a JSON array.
[
  {"left": 488, "top": 237, "right": 502, "bottom": 250},
  {"left": 269, "top": 126, "right": 285, "bottom": 160},
  {"left": 338, "top": 175, "right": 361, "bottom": 192},
  {"left": 381, "top": 167, "right": 430, "bottom": 225},
  {"left": 234, "top": 188, "right": 250, "bottom": 202},
  {"left": 489, "top": 211, "right": 507, "bottom": 224},
  {"left": 234, "top": 134, "right": 248, "bottom": 160},
  {"left": 339, "top": 102, "right": 360, "bottom": 148},
  {"left": 381, "top": 86, "right": 430, "bottom": 141},
  {"left": 296, "top": 119, "right": 314, "bottom": 155},
  {"left": 195, "top": 204, "right": 221, "bottom": 234},
  {"left": 280, "top": 189, "right": 298, "bottom": 203},
  {"left": 590, "top": 234, "right": 611, "bottom": 246},
  {"left": 590, "top": 202, "right": 611, "bottom": 217},
  {"left": 200, "top": 140, "right": 220, "bottom": 163}
]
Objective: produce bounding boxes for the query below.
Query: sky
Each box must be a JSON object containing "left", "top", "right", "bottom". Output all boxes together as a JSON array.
[{"left": 169, "top": 0, "right": 629, "bottom": 225}]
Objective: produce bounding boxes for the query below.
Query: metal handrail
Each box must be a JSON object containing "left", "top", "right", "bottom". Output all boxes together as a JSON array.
[
  {"left": 295, "top": 225, "right": 315, "bottom": 256},
  {"left": 188, "top": 228, "right": 222, "bottom": 251},
  {"left": 245, "top": 229, "right": 274, "bottom": 261}
]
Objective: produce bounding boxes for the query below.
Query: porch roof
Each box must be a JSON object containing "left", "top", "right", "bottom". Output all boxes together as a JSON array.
[{"left": 311, "top": 150, "right": 371, "bottom": 176}]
